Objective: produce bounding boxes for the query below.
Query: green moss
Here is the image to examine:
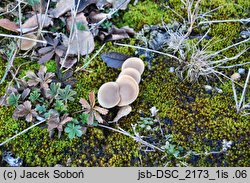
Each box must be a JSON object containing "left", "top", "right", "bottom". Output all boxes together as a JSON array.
[{"left": 118, "top": 0, "right": 170, "bottom": 31}]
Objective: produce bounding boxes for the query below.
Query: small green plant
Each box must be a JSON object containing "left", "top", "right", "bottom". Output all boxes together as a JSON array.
[
  {"left": 161, "top": 135, "right": 183, "bottom": 158},
  {"left": 138, "top": 117, "right": 155, "bottom": 130},
  {"left": 56, "top": 85, "right": 76, "bottom": 104},
  {"left": 1, "top": 66, "right": 77, "bottom": 138},
  {"left": 64, "top": 119, "right": 83, "bottom": 140},
  {"left": 101, "top": 21, "right": 113, "bottom": 30},
  {"left": 7, "top": 93, "right": 21, "bottom": 106}
]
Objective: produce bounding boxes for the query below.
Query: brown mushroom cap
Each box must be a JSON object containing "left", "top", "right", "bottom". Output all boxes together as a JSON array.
[
  {"left": 98, "top": 82, "right": 120, "bottom": 108},
  {"left": 116, "top": 75, "right": 139, "bottom": 106},
  {"left": 118, "top": 68, "right": 141, "bottom": 84},
  {"left": 122, "top": 57, "right": 145, "bottom": 75}
]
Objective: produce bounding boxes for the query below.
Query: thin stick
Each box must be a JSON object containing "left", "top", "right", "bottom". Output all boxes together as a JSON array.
[
  {"left": 0, "top": 33, "right": 47, "bottom": 44},
  {"left": 0, "top": 47, "right": 17, "bottom": 84},
  {"left": 114, "top": 42, "right": 182, "bottom": 62},
  {"left": 238, "top": 70, "right": 250, "bottom": 113},
  {"left": 199, "top": 18, "right": 250, "bottom": 25},
  {"left": 232, "top": 81, "right": 239, "bottom": 111},
  {"left": 98, "top": 124, "right": 164, "bottom": 152},
  {"left": 0, "top": 119, "right": 46, "bottom": 147}
]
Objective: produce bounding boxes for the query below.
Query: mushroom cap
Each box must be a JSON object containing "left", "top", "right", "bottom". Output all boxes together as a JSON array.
[
  {"left": 116, "top": 75, "right": 139, "bottom": 106},
  {"left": 98, "top": 82, "right": 120, "bottom": 108},
  {"left": 122, "top": 57, "right": 145, "bottom": 75},
  {"left": 118, "top": 68, "right": 141, "bottom": 84}
]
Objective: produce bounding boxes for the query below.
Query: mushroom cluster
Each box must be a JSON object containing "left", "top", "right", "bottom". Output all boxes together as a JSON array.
[{"left": 98, "top": 57, "right": 145, "bottom": 108}]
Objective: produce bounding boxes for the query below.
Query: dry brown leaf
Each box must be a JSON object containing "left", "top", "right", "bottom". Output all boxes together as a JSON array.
[
  {"left": 50, "top": 0, "right": 74, "bottom": 18},
  {"left": 18, "top": 34, "right": 37, "bottom": 51},
  {"left": 63, "top": 31, "right": 95, "bottom": 56},
  {"left": 89, "top": 11, "right": 108, "bottom": 23},
  {"left": 21, "top": 14, "right": 52, "bottom": 31},
  {"left": 66, "top": 13, "right": 88, "bottom": 32},
  {"left": 0, "top": 19, "right": 19, "bottom": 32}
]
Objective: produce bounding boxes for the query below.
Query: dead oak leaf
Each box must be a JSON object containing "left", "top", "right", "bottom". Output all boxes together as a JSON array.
[{"left": 79, "top": 91, "right": 108, "bottom": 125}]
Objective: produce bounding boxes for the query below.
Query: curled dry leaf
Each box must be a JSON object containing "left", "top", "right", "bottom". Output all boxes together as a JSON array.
[
  {"left": 0, "top": 19, "right": 18, "bottom": 32},
  {"left": 99, "top": 26, "right": 135, "bottom": 41},
  {"left": 112, "top": 105, "right": 132, "bottom": 122},
  {"left": 18, "top": 34, "right": 37, "bottom": 50},
  {"left": 89, "top": 11, "right": 109, "bottom": 23}
]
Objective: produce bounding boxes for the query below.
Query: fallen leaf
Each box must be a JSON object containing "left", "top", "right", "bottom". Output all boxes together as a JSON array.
[
  {"left": 50, "top": 0, "right": 74, "bottom": 18},
  {"left": 66, "top": 13, "right": 88, "bottom": 32},
  {"left": 0, "top": 19, "right": 18, "bottom": 32},
  {"left": 60, "top": 57, "right": 77, "bottom": 69},
  {"left": 18, "top": 34, "right": 37, "bottom": 51},
  {"left": 89, "top": 11, "right": 109, "bottom": 23},
  {"left": 101, "top": 52, "right": 129, "bottom": 68},
  {"left": 63, "top": 31, "right": 95, "bottom": 56},
  {"left": 21, "top": 14, "right": 52, "bottom": 31}
]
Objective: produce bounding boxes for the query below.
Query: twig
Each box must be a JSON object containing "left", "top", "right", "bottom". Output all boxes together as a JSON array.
[
  {"left": 0, "top": 33, "right": 47, "bottom": 44},
  {"left": 98, "top": 124, "right": 164, "bottom": 152},
  {"left": 199, "top": 18, "right": 250, "bottom": 25},
  {"left": 238, "top": 70, "right": 250, "bottom": 113},
  {"left": 114, "top": 42, "right": 182, "bottom": 62},
  {"left": 0, "top": 47, "right": 18, "bottom": 84}
]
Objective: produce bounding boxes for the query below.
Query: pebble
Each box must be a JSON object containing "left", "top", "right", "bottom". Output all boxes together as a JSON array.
[
  {"left": 238, "top": 68, "right": 245, "bottom": 75},
  {"left": 169, "top": 67, "right": 175, "bottom": 73},
  {"left": 231, "top": 73, "right": 241, "bottom": 81},
  {"left": 204, "top": 85, "right": 213, "bottom": 94},
  {"left": 215, "top": 87, "right": 223, "bottom": 94},
  {"left": 240, "top": 30, "right": 250, "bottom": 39}
]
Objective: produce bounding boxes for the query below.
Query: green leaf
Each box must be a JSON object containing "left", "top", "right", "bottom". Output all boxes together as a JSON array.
[
  {"left": 47, "top": 82, "right": 61, "bottom": 99},
  {"left": 68, "top": 131, "right": 75, "bottom": 140},
  {"left": 56, "top": 85, "right": 76, "bottom": 103},
  {"left": 35, "top": 104, "right": 47, "bottom": 114},
  {"left": 7, "top": 93, "right": 21, "bottom": 106},
  {"left": 79, "top": 113, "right": 89, "bottom": 124},
  {"left": 29, "top": 89, "right": 40, "bottom": 103},
  {"left": 54, "top": 100, "right": 67, "bottom": 112},
  {"left": 64, "top": 122, "right": 83, "bottom": 139}
]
